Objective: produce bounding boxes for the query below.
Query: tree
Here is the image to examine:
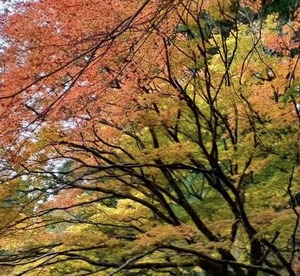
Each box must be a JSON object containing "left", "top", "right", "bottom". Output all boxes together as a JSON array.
[{"left": 0, "top": 0, "right": 300, "bottom": 275}]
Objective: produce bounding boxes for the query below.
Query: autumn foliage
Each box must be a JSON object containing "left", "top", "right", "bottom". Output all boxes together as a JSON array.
[{"left": 0, "top": 0, "right": 300, "bottom": 275}]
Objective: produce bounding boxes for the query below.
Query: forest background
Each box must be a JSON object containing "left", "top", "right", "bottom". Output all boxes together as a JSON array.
[{"left": 0, "top": 0, "right": 299, "bottom": 275}]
